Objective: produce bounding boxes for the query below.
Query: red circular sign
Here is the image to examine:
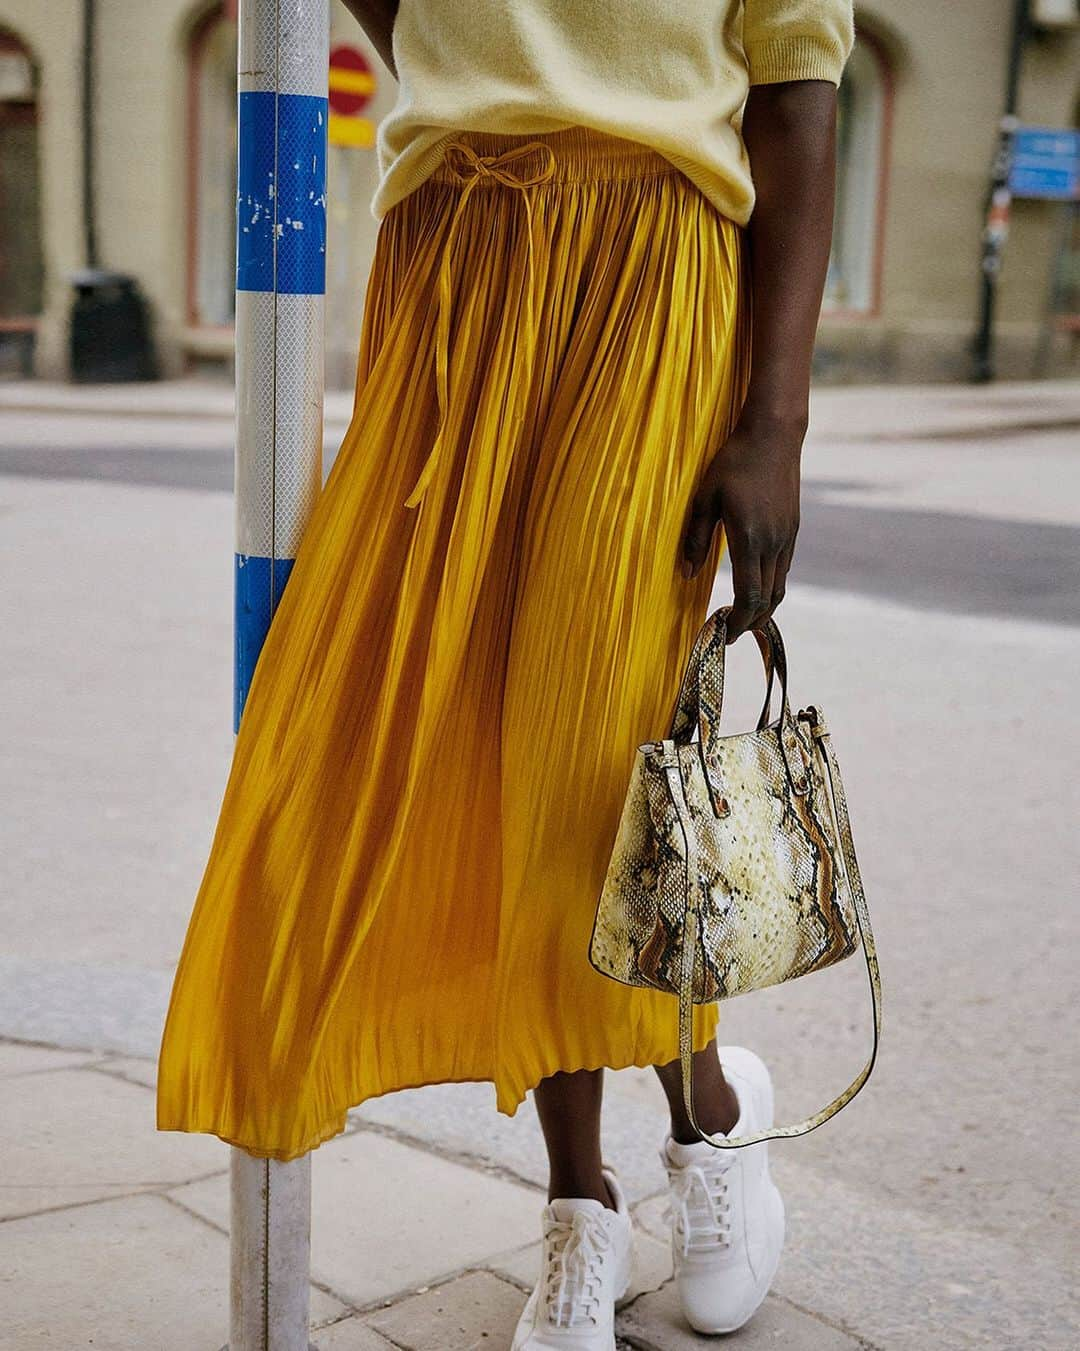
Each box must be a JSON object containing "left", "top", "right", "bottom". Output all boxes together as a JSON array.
[{"left": 328, "top": 45, "right": 375, "bottom": 117}]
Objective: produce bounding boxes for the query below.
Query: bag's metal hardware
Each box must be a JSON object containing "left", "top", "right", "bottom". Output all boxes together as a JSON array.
[
  {"left": 649, "top": 739, "right": 680, "bottom": 771},
  {"left": 798, "top": 705, "right": 830, "bottom": 739}
]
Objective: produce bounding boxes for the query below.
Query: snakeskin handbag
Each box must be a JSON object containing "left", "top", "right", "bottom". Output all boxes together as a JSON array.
[{"left": 589, "top": 604, "right": 881, "bottom": 1149}]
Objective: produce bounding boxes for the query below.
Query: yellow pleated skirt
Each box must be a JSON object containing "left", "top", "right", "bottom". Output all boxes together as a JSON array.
[{"left": 156, "top": 125, "right": 752, "bottom": 1162}]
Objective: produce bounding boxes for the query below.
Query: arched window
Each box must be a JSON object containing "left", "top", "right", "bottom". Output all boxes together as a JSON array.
[
  {"left": 826, "top": 31, "right": 892, "bottom": 316},
  {"left": 188, "top": 5, "right": 238, "bottom": 328},
  {"left": 0, "top": 28, "right": 43, "bottom": 367}
]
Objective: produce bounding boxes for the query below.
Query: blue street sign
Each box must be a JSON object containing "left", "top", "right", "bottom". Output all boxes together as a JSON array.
[{"left": 1009, "top": 126, "right": 1080, "bottom": 201}]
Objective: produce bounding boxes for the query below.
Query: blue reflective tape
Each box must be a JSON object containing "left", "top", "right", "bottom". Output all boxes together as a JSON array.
[
  {"left": 234, "top": 553, "right": 296, "bottom": 733},
  {"left": 237, "top": 92, "right": 327, "bottom": 296}
]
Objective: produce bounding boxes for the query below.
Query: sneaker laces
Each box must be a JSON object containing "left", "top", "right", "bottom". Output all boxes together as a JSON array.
[
  {"left": 540, "top": 1207, "right": 613, "bottom": 1328},
  {"left": 668, "top": 1160, "right": 733, "bottom": 1258}
]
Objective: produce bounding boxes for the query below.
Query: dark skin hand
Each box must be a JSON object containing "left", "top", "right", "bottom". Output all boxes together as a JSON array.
[
  {"left": 681, "top": 79, "right": 839, "bottom": 643},
  {"left": 339, "top": 0, "right": 399, "bottom": 77}
]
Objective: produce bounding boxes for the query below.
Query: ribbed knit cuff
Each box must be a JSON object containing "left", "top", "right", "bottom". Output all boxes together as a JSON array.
[{"left": 745, "top": 35, "right": 849, "bottom": 87}]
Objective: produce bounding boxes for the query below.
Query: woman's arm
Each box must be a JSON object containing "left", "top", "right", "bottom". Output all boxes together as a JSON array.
[
  {"left": 680, "top": 78, "right": 840, "bottom": 641},
  {"left": 338, "top": 0, "right": 399, "bottom": 78}
]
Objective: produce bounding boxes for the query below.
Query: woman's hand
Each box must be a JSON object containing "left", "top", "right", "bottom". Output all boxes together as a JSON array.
[{"left": 680, "top": 409, "right": 804, "bottom": 642}]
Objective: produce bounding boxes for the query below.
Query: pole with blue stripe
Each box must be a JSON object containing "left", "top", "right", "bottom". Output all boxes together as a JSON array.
[
  {"left": 235, "top": 1, "right": 328, "bottom": 726},
  {"left": 229, "top": 2, "right": 327, "bottom": 1348}
]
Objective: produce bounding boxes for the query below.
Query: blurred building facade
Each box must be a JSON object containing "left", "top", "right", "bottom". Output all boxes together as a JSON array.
[{"left": 0, "top": 0, "right": 1077, "bottom": 386}]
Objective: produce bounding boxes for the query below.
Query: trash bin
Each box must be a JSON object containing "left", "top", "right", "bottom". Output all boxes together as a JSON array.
[{"left": 69, "top": 269, "right": 159, "bottom": 383}]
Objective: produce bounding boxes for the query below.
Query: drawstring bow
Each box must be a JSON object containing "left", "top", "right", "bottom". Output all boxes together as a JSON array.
[{"left": 402, "top": 138, "right": 557, "bottom": 510}]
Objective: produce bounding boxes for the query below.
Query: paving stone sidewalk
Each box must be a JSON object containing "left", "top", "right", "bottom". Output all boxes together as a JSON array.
[{"left": 0, "top": 1039, "right": 866, "bottom": 1351}]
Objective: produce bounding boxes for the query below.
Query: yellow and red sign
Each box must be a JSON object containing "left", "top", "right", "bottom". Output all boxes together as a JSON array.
[{"left": 328, "top": 45, "right": 376, "bottom": 149}]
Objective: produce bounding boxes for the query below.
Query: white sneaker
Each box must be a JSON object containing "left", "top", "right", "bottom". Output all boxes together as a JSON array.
[
  {"left": 660, "top": 1045, "right": 785, "bottom": 1334},
  {"left": 511, "top": 1164, "right": 634, "bottom": 1349}
]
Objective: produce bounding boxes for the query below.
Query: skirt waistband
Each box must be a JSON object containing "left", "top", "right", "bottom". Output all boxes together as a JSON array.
[
  {"left": 429, "top": 126, "right": 682, "bottom": 188},
  {"left": 405, "top": 125, "right": 684, "bottom": 510}
]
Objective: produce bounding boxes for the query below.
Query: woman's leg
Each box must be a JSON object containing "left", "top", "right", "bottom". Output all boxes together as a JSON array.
[
  {"left": 533, "top": 1068, "right": 616, "bottom": 1207},
  {"left": 531, "top": 1050, "right": 739, "bottom": 1211},
  {"left": 653, "top": 1046, "right": 741, "bottom": 1144}
]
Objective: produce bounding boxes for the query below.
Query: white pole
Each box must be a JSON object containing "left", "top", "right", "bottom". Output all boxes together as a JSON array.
[{"left": 230, "top": 1, "right": 328, "bottom": 1347}]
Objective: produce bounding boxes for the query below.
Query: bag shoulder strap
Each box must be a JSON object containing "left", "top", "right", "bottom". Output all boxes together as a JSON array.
[{"left": 664, "top": 719, "right": 882, "bottom": 1149}]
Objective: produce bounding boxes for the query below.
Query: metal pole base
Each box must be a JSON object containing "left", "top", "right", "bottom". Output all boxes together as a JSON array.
[{"left": 227, "top": 1149, "right": 316, "bottom": 1351}]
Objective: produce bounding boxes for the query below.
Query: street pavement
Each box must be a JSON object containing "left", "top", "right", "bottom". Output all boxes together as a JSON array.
[{"left": 1, "top": 377, "right": 1078, "bottom": 1349}]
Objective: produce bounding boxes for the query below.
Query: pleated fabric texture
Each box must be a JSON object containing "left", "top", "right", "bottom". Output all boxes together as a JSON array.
[{"left": 156, "top": 125, "right": 753, "bottom": 1162}]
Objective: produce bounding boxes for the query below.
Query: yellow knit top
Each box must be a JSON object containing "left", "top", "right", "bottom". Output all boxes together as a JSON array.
[{"left": 372, "top": 0, "right": 855, "bottom": 223}]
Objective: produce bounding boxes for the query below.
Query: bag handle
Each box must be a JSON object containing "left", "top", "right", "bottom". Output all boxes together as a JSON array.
[
  {"left": 660, "top": 709, "right": 882, "bottom": 1149},
  {"left": 754, "top": 629, "right": 777, "bottom": 732},
  {"left": 669, "top": 607, "right": 808, "bottom": 796}
]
